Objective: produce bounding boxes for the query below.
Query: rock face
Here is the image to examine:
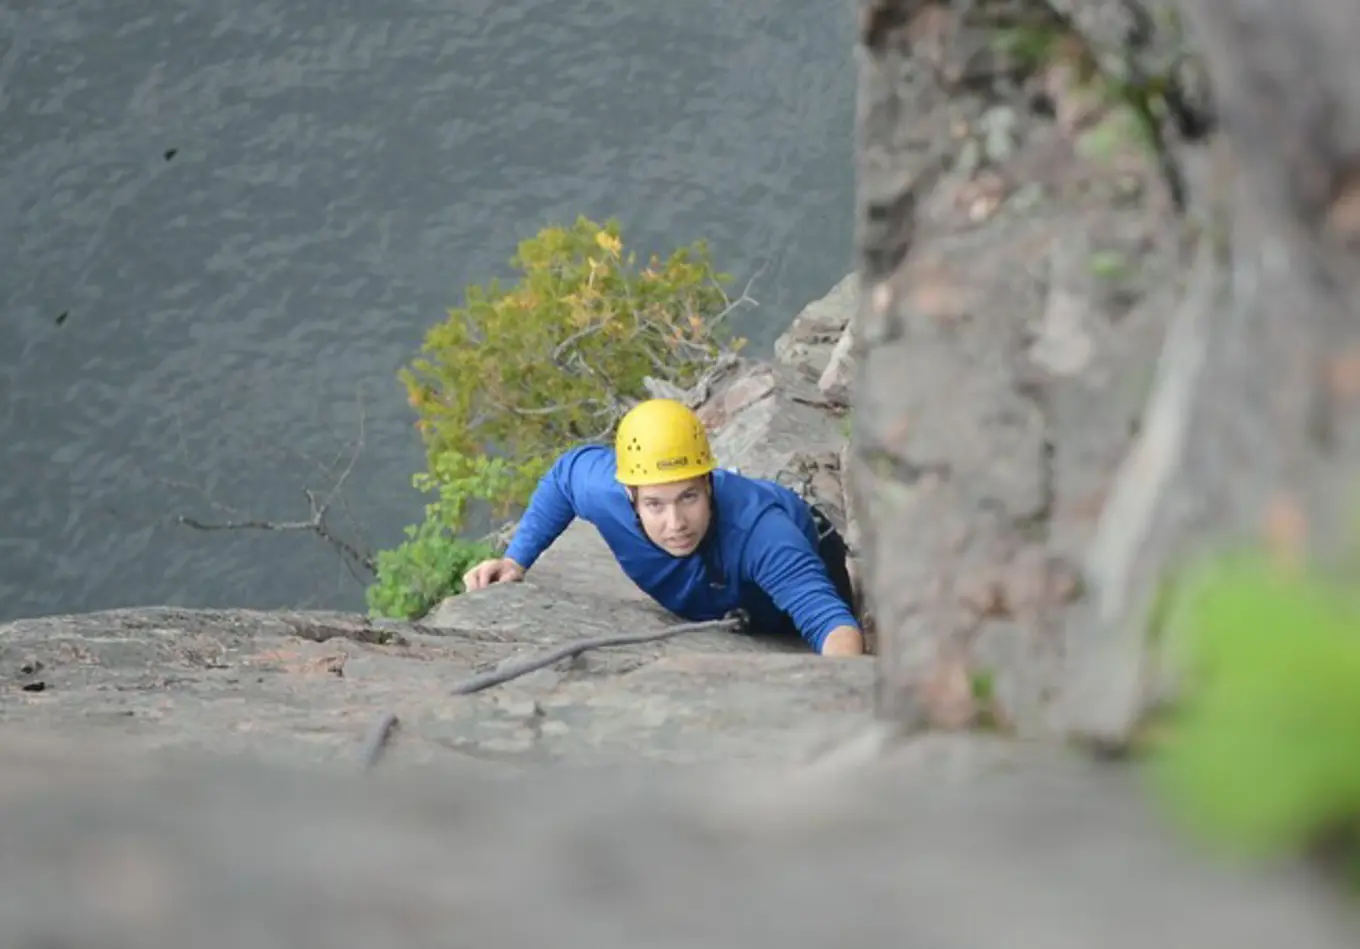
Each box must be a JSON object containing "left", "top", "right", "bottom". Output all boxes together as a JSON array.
[
  {"left": 0, "top": 601, "right": 874, "bottom": 771},
  {"left": 774, "top": 271, "right": 859, "bottom": 384},
  {"left": 1, "top": 726, "right": 1357, "bottom": 949},
  {"left": 0, "top": 334, "right": 872, "bottom": 771},
  {"left": 846, "top": 0, "right": 1360, "bottom": 750},
  {"left": 3, "top": 274, "right": 1354, "bottom": 946},
  {"left": 6, "top": 1, "right": 1360, "bottom": 940},
  {"left": 848, "top": 0, "right": 1192, "bottom": 740},
  {"left": 775, "top": 271, "right": 861, "bottom": 404}
]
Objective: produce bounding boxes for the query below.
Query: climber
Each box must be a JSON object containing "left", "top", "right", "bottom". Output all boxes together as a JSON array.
[{"left": 462, "top": 398, "right": 865, "bottom": 657}]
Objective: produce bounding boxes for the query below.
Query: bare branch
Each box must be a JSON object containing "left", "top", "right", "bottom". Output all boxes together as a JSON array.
[
  {"left": 315, "top": 387, "right": 367, "bottom": 515},
  {"left": 177, "top": 483, "right": 376, "bottom": 578},
  {"left": 176, "top": 513, "right": 314, "bottom": 533},
  {"left": 427, "top": 262, "right": 761, "bottom": 457},
  {"left": 334, "top": 490, "right": 373, "bottom": 570},
  {"left": 585, "top": 403, "right": 629, "bottom": 444},
  {"left": 170, "top": 391, "right": 378, "bottom": 582},
  {"left": 708, "top": 261, "right": 766, "bottom": 327},
  {"left": 497, "top": 398, "right": 611, "bottom": 419},
  {"left": 550, "top": 321, "right": 609, "bottom": 363},
  {"left": 642, "top": 350, "right": 742, "bottom": 408}
]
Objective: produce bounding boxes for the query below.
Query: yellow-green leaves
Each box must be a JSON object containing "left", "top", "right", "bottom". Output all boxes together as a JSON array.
[
  {"left": 367, "top": 216, "right": 744, "bottom": 619},
  {"left": 400, "top": 216, "right": 736, "bottom": 492}
]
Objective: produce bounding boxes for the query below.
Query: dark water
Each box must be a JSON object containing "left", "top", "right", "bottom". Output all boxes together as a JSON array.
[{"left": 0, "top": 0, "right": 858, "bottom": 622}]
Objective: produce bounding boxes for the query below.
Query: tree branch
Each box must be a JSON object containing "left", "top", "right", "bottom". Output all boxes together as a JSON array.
[
  {"left": 708, "top": 261, "right": 766, "bottom": 328},
  {"left": 170, "top": 390, "right": 378, "bottom": 582}
]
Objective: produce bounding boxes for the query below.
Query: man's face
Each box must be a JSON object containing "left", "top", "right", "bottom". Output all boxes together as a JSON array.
[{"left": 631, "top": 476, "right": 712, "bottom": 556}]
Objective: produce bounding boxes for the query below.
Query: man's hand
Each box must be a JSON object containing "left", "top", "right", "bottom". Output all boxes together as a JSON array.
[
  {"left": 820, "top": 624, "right": 865, "bottom": 657},
  {"left": 462, "top": 557, "right": 526, "bottom": 592}
]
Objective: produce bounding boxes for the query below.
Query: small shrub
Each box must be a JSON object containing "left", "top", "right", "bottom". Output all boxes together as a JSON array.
[
  {"left": 1149, "top": 551, "right": 1360, "bottom": 882},
  {"left": 989, "top": 16, "right": 1167, "bottom": 167},
  {"left": 989, "top": 22, "right": 1067, "bottom": 69},
  {"left": 366, "top": 216, "right": 747, "bottom": 619},
  {"left": 365, "top": 514, "right": 496, "bottom": 622},
  {"left": 1087, "top": 249, "right": 1130, "bottom": 280}
]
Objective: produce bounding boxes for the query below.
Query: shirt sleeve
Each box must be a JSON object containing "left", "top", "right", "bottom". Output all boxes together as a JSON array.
[
  {"left": 502, "top": 447, "right": 595, "bottom": 570},
  {"left": 739, "top": 509, "right": 859, "bottom": 653}
]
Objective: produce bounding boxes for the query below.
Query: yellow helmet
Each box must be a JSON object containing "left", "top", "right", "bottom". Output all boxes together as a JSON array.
[{"left": 614, "top": 398, "right": 716, "bottom": 486}]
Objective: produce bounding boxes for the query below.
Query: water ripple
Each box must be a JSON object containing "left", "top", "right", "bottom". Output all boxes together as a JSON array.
[{"left": 0, "top": 0, "right": 856, "bottom": 620}]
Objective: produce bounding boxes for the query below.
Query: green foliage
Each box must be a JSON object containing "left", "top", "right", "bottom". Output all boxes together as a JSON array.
[
  {"left": 1149, "top": 551, "right": 1360, "bottom": 877},
  {"left": 1087, "top": 249, "right": 1130, "bottom": 281},
  {"left": 970, "top": 669, "right": 996, "bottom": 704},
  {"left": 970, "top": 668, "right": 1003, "bottom": 731},
  {"left": 1075, "top": 105, "right": 1156, "bottom": 162},
  {"left": 403, "top": 215, "right": 743, "bottom": 514},
  {"left": 989, "top": 17, "right": 1166, "bottom": 166},
  {"left": 366, "top": 215, "right": 746, "bottom": 619},
  {"left": 989, "top": 22, "right": 1064, "bottom": 69},
  {"left": 365, "top": 516, "right": 496, "bottom": 622},
  {"left": 838, "top": 411, "right": 853, "bottom": 440}
]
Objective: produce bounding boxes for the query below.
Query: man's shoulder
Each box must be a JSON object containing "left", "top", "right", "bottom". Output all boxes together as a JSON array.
[
  {"left": 557, "top": 444, "right": 616, "bottom": 479},
  {"left": 712, "top": 466, "right": 781, "bottom": 497},
  {"left": 713, "top": 470, "right": 810, "bottom": 540},
  {"left": 714, "top": 469, "right": 806, "bottom": 511},
  {"left": 555, "top": 444, "right": 629, "bottom": 514}
]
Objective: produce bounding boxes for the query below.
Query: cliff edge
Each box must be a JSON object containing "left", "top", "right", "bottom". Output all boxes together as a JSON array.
[
  {"left": 5, "top": 0, "right": 1360, "bottom": 936},
  {"left": 0, "top": 282, "right": 873, "bottom": 771},
  {"left": 2, "top": 280, "right": 1354, "bottom": 947}
]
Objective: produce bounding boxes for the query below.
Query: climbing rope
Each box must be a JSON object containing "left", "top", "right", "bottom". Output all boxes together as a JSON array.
[
  {"left": 357, "top": 711, "right": 400, "bottom": 770},
  {"left": 357, "top": 612, "right": 748, "bottom": 770},
  {"left": 446, "top": 614, "right": 746, "bottom": 696},
  {"left": 775, "top": 465, "right": 840, "bottom": 541}
]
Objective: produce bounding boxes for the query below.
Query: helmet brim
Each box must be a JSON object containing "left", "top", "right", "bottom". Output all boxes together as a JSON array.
[{"left": 615, "top": 462, "right": 716, "bottom": 487}]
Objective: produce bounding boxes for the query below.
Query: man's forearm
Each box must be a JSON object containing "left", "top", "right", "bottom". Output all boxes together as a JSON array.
[
  {"left": 502, "top": 470, "right": 576, "bottom": 569},
  {"left": 820, "top": 624, "right": 864, "bottom": 657}
]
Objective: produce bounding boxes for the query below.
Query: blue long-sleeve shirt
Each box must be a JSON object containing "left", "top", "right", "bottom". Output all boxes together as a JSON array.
[{"left": 503, "top": 446, "right": 858, "bottom": 652}]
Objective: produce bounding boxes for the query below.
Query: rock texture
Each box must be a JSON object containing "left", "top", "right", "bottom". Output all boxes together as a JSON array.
[
  {"left": 775, "top": 271, "right": 861, "bottom": 404},
  {"left": 0, "top": 601, "right": 876, "bottom": 771},
  {"left": 848, "top": 0, "right": 1190, "bottom": 740},
  {"left": 1, "top": 726, "right": 1356, "bottom": 949},
  {"left": 847, "top": 0, "right": 1360, "bottom": 751}
]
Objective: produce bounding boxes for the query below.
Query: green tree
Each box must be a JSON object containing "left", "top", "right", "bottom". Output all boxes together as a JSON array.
[{"left": 365, "top": 216, "right": 747, "bottom": 620}]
